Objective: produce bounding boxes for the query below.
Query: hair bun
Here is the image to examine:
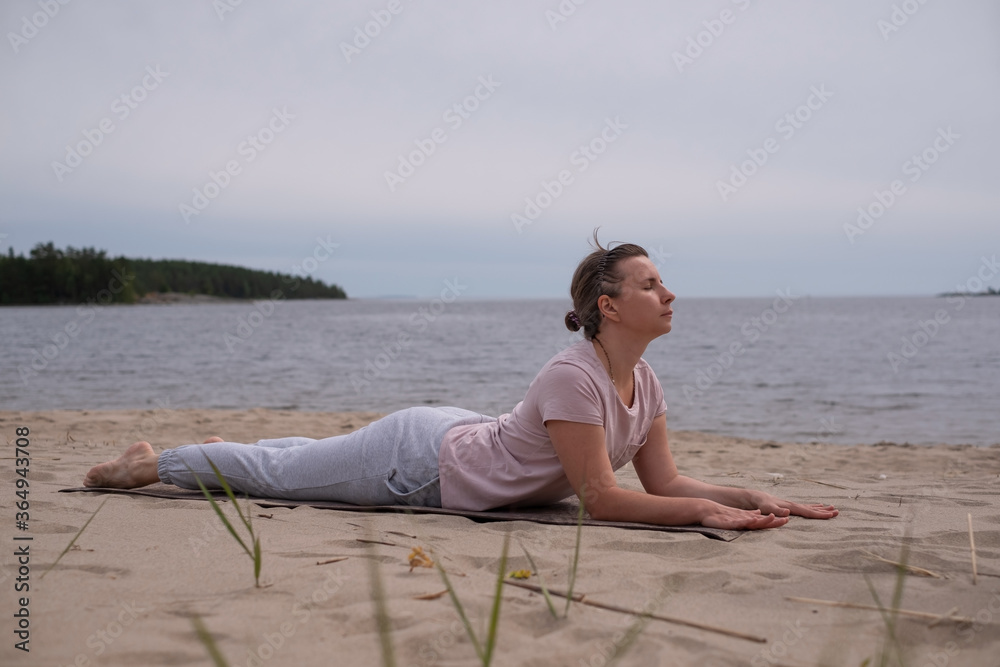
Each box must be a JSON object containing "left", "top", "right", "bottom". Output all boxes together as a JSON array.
[{"left": 564, "top": 310, "right": 581, "bottom": 332}]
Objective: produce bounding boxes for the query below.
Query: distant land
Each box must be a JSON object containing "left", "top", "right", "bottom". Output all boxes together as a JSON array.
[
  {"left": 0, "top": 242, "right": 346, "bottom": 305},
  {"left": 937, "top": 288, "right": 999, "bottom": 297}
]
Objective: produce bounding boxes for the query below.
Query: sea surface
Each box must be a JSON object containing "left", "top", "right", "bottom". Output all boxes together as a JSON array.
[{"left": 2, "top": 296, "right": 998, "bottom": 446}]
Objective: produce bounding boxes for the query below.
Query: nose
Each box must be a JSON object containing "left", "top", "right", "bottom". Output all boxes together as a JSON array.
[{"left": 661, "top": 286, "right": 675, "bottom": 303}]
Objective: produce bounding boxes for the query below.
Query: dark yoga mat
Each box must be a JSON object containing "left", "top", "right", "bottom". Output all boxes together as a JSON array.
[{"left": 59, "top": 484, "right": 743, "bottom": 541}]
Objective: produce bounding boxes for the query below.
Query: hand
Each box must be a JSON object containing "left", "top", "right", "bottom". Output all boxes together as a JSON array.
[
  {"left": 699, "top": 501, "right": 790, "bottom": 530},
  {"left": 749, "top": 491, "right": 839, "bottom": 520}
]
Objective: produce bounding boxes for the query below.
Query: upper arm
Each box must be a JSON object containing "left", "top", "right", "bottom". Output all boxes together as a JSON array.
[
  {"left": 545, "top": 419, "right": 618, "bottom": 513},
  {"left": 631, "top": 413, "right": 679, "bottom": 496}
]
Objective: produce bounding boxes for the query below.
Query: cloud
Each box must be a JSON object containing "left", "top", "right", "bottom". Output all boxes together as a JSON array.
[{"left": 1, "top": 0, "right": 998, "bottom": 296}]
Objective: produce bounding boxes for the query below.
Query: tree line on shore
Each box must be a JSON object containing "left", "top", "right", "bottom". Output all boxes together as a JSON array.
[{"left": 0, "top": 242, "right": 347, "bottom": 304}]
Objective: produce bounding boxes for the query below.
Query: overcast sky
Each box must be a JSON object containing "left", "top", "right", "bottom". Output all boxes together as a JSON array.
[{"left": 1, "top": 0, "right": 998, "bottom": 298}]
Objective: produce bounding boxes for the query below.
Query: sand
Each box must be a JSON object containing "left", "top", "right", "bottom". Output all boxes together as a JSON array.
[{"left": 1, "top": 408, "right": 998, "bottom": 667}]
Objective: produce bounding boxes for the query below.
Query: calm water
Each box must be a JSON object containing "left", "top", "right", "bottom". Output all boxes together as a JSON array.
[{"left": 2, "top": 296, "right": 998, "bottom": 446}]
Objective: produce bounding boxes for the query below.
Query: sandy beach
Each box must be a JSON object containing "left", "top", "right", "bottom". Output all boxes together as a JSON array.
[{"left": 1, "top": 408, "right": 998, "bottom": 667}]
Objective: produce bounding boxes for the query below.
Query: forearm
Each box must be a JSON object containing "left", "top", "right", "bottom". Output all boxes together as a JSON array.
[
  {"left": 588, "top": 485, "right": 712, "bottom": 526},
  {"left": 654, "top": 474, "right": 754, "bottom": 510}
]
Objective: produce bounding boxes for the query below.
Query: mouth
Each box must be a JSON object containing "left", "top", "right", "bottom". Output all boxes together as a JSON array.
[{"left": 662, "top": 310, "right": 673, "bottom": 318}]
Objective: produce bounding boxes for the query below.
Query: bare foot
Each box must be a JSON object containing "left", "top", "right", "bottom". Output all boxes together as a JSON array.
[
  {"left": 202, "top": 437, "right": 223, "bottom": 444},
  {"left": 84, "top": 441, "right": 160, "bottom": 489}
]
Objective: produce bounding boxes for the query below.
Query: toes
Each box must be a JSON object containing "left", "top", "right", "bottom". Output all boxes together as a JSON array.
[
  {"left": 83, "top": 465, "right": 106, "bottom": 488},
  {"left": 202, "top": 437, "right": 223, "bottom": 444}
]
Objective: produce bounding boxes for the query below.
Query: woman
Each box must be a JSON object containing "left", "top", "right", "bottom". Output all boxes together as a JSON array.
[{"left": 85, "top": 236, "right": 837, "bottom": 530}]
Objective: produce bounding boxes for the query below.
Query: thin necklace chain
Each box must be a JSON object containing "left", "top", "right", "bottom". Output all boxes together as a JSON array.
[{"left": 593, "top": 336, "right": 614, "bottom": 385}]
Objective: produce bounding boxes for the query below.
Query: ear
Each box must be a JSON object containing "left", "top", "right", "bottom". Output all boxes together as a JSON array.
[{"left": 597, "top": 294, "right": 621, "bottom": 322}]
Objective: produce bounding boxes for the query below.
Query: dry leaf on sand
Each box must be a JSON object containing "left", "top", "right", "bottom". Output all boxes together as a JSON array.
[{"left": 408, "top": 546, "right": 434, "bottom": 571}]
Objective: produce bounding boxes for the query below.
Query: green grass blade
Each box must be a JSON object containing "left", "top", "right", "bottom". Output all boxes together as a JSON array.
[
  {"left": 253, "top": 536, "right": 262, "bottom": 587},
  {"left": 483, "top": 535, "right": 510, "bottom": 666},
  {"left": 247, "top": 496, "right": 262, "bottom": 587},
  {"left": 863, "top": 571, "right": 906, "bottom": 667},
  {"left": 184, "top": 463, "right": 253, "bottom": 559},
  {"left": 519, "top": 542, "right": 558, "bottom": 618},
  {"left": 191, "top": 615, "right": 230, "bottom": 667},
  {"left": 884, "top": 545, "right": 910, "bottom": 667},
  {"left": 564, "top": 488, "right": 586, "bottom": 617},
  {"left": 606, "top": 612, "right": 653, "bottom": 667},
  {"left": 435, "top": 559, "right": 484, "bottom": 662},
  {"left": 41, "top": 497, "right": 109, "bottom": 579},
  {"left": 200, "top": 452, "right": 254, "bottom": 535},
  {"left": 862, "top": 572, "right": 896, "bottom": 644},
  {"left": 366, "top": 545, "right": 397, "bottom": 667},
  {"left": 888, "top": 544, "right": 908, "bottom": 613}
]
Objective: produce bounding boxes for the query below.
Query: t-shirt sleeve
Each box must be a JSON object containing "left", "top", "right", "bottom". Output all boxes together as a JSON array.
[{"left": 533, "top": 361, "right": 606, "bottom": 426}]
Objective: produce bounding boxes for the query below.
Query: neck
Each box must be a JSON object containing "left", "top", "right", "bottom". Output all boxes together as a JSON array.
[{"left": 592, "top": 328, "right": 648, "bottom": 385}]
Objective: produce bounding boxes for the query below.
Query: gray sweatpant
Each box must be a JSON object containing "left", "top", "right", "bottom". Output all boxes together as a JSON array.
[{"left": 157, "top": 406, "right": 494, "bottom": 508}]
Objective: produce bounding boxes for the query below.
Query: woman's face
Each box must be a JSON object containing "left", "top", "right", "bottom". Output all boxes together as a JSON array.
[{"left": 605, "top": 255, "right": 675, "bottom": 338}]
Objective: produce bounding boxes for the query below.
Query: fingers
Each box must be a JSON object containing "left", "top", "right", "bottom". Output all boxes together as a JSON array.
[
  {"left": 754, "top": 500, "right": 791, "bottom": 518},
  {"left": 766, "top": 497, "right": 839, "bottom": 520},
  {"left": 703, "top": 508, "right": 789, "bottom": 530},
  {"left": 706, "top": 501, "right": 838, "bottom": 529},
  {"left": 734, "top": 513, "right": 787, "bottom": 530},
  {"left": 804, "top": 506, "right": 839, "bottom": 519},
  {"left": 750, "top": 513, "right": 788, "bottom": 529},
  {"left": 788, "top": 503, "right": 839, "bottom": 519}
]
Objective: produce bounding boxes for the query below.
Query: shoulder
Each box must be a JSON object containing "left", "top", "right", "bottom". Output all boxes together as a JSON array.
[
  {"left": 534, "top": 340, "right": 601, "bottom": 384},
  {"left": 527, "top": 340, "right": 606, "bottom": 422}
]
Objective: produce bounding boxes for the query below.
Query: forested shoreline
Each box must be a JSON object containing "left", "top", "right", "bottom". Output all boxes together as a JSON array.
[{"left": 0, "top": 242, "right": 346, "bottom": 304}]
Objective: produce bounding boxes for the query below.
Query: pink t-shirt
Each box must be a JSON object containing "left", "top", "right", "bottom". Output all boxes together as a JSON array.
[{"left": 438, "top": 339, "right": 668, "bottom": 511}]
